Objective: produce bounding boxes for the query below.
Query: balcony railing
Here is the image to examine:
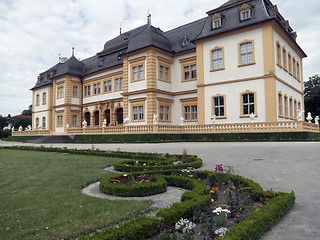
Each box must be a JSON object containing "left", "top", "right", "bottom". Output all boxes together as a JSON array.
[{"left": 11, "top": 120, "right": 319, "bottom": 136}]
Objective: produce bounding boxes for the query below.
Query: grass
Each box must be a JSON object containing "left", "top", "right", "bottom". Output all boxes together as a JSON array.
[{"left": 0, "top": 149, "right": 152, "bottom": 240}]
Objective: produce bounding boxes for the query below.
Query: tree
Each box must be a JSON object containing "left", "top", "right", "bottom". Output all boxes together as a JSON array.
[
  {"left": 304, "top": 74, "right": 320, "bottom": 117},
  {"left": 21, "top": 104, "right": 32, "bottom": 116},
  {"left": 11, "top": 117, "right": 32, "bottom": 129},
  {"left": 0, "top": 115, "right": 8, "bottom": 129}
]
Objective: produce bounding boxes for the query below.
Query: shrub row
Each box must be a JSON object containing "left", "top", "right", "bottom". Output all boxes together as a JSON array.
[
  {"left": 77, "top": 215, "right": 161, "bottom": 240},
  {"left": 113, "top": 156, "right": 202, "bottom": 172},
  {"left": 157, "top": 175, "right": 211, "bottom": 225},
  {"left": 99, "top": 174, "right": 167, "bottom": 197},
  {"left": 71, "top": 132, "right": 320, "bottom": 143},
  {"left": 0, "top": 146, "right": 170, "bottom": 161},
  {"left": 219, "top": 191, "right": 295, "bottom": 239}
]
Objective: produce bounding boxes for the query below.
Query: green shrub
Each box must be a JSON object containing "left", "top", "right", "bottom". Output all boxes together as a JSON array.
[
  {"left": 113, "top": 156, "right": 202, "bottom": 172},
  {"left": 77, "top": 215, "right": 161, "bottom": 240},
  {"left": 157, "top": 176, "right": 211, "bottom": 225},
  {"left": 99, "top": 173, "right": 167, "bottom": 197}
]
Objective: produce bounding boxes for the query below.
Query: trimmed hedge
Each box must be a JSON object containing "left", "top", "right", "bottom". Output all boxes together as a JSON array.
[
  {"left": 77, "top": 215, "right": 161, "bottom": 240},
  {"left": 71, "top": 132, "right": 320, "bottom": 143},
  {"left": 218, "top": 191, "right": 295, "bottom": 240},
  {"left": 157, "top": 175, "right": 211, "bottom": 225},
  {"left": 99, "top": 173, "right": 167, "bottom": 197},
  {"left": 113, "top": 155, "right": 202, "bottom": 172}
]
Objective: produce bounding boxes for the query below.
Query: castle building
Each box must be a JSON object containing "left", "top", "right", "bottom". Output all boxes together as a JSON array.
[{"left": 31, "top": 0, "right": 307, "bottom": 135}]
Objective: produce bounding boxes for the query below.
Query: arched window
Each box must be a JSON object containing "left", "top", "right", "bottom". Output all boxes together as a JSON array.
[
  {"left": 94, "top": 111, "right": 99, "bottom": 126},
  {"left": 116, "top": 108, "right": 123, "bottom": 125},
  {"left": 104, "top": 109, "right": 110, "bottom": 126},
  {"left": 84, "top": 112, "right": 91, "bottom": 126}
]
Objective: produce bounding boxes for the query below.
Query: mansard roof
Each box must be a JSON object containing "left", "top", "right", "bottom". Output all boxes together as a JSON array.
[{"left": 32, "top": 0, "right": 306, "bottom": 90}]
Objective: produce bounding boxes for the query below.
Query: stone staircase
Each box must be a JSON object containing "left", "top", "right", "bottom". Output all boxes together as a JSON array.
[{"left": 26, "top": 135, "right": 74, "bottom": 144}]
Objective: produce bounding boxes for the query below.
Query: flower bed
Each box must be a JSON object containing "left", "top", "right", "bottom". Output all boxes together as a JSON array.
[
  {"left": 99, "top": 173, "right": 167, "bottom": 197},
  {"left": 113, "top": 155, "right": 202, "bottom": 172}
]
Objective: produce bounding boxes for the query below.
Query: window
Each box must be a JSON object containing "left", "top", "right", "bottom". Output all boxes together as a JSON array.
[
  {"left": 42, "top": 117, "right": 46, "bottom": 129},
  {"left": 284, "top": 95, "right": 288, "bottom": 117},
  {"left": 94, "top": 84, "right": 97, "bottom": 94},
  {"left": 72, "top": 115, "right": 77, "bottom": 126},
  {"left": 297, "top": 62, "right": 300, "bottom": 81},
  {"left": 159, "top": 65, "right": 170, "bottom": 81},
  {"left": 115, "top": 77, "right": 123, "bottom": 91},
  {"left": 133, "top": 106, "right": 144, "bottom": 121},
  {"left": 42, "top": 92, "right": 46, "bottom": 104},
  {"left": 115, "top": 78, "right": 120, "bottom": 91},
  {"left": 180, "top": 56, "right": 197, "bottom": 82},
  {"left": 138, "top": 65, "right": 143, "bottom": 79},
  {"left": 84, "top": 86, "right": 87, "bottom": 96},
  {"left": 276, "top": 42, "right": 281, "bottom": 66},
  {"left": 57, "top": 86, "right": 64, "bottom": 98},
  {"left": 241, "top": 11, "right": 250, "bottom": 20},
  {"left": 158, "top": 98, "right": 172, "bottom": 122},
  {"left": 211, "top": 48, "right": 224, "bottom": 71},
  {"left": 239, "top": 4, "right": 252, "bottom": 21},
  {"left": 294, "top": 100, "right": 297, "bottom": 118},
  {"left": 36, "top": 118, "right": 39, "bottom": 128},
  {"left": 241, "top": 92, "right": 255, "bottom": 116},
  {"left": 288, "top": 53, "right": 292, "bottom": 74},
  {"left": 97, "top": 83, "right": 101, "bottom": 94},
  {"left": 130, "top": 98, "right": 146, "bottom": 122},
  {"left": 214, "top": 19, "right": 221, "bottom": 28},
  {"left": 73, "top": 86, "right": 77, "bottom": 97},
  {"left": 108, "top": 80, "right": 112, "bottom": 92},
  {"left": 120, "top": 78, "right": 123, "bottom": 90},
  {"left": 239, "top": 41, "right": 254, "bottom": 65},
  {"left": 36, "top": 94, "right": 40, "bottom": 106},
  {"left": 159, "top": 106, "right": 170, "bottom": 121},
  {"left": 57, "top": 115, "right": 63, "bottom": 127},
  {"left": 278, "top": 93, "right": 283, "bottom": 116},
  {"left": 213, "top": 96, "right": 225, "bottom": 117},
  {"left": 184, "top": 105, "right": 197, "bottom": 120},
  {"left": 292, "top": 58, "right": 296, "bottom": 77},
  {"left": 87, "top": 86, "right": 91, "bottom": 96},
  {"left": 282, "top": 48, "right": 287, "bottom": 70},
  {"left": 184, "top": 66, "right": 190, "bottom": 80},
  {"left": 132, "top": 66, "right": 138, "bottom": 80},
  {"left": 289, "top": 98, "right": 293, "bottom": 118}
]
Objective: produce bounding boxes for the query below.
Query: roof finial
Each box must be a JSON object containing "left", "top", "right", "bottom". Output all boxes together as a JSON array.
[
  {"left": 147, "top": 10, "right": 151, "bottom": 26},
  {"left": 120, "top": 22, "right": 124, "bottom": 34},
  {"left": 72, "top": 47, "right": 74, "bottom": 56}
]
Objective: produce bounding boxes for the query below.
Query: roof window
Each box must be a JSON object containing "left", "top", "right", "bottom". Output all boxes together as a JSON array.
[
  {"left": 211, "top": 13, "right": 223, "bottom": 30},
  {"left": 182, "top": 36, "right": 189, "bottom": 47},
  {"left": 239, "top": 4, "right": 252, "bottom": 21},
  {"left": 99, "top": 58, "right": 104, "bottom": 67}
]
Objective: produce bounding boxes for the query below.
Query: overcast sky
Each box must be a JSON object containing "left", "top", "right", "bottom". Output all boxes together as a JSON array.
[{"left": 0, "top": 0, "right": 319, "bottom": 116}]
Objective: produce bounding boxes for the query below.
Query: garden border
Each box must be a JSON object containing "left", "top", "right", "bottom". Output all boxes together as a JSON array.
[{"left": 0, "top": 146, "right": 295, "bottom": 240}]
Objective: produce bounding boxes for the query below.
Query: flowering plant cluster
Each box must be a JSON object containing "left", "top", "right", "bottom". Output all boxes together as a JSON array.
[
  {"left": 212, "top": 207, "right": 231, "bottom": 216},
  {"left": 175, "top": 218, "right": 195, "bottom": 233},
  {"left": 110, "top": 173, "right": 154, "bottom": 185},
  {"left": 215, "top": 227, "right": 228, "bottom": 237},
  {"left": 237, "top": 186, "right": 252, "bottom": 192},
  {"left": 215, "top": 164, "right": 224, "bottom": 172}
]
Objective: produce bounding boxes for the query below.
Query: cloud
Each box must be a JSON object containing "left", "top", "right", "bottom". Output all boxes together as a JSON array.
[{"left": 0, "top": 0, "right": 319, "bottom": 116}]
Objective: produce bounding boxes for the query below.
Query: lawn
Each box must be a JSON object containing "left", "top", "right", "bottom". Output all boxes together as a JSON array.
[{"left": 0, "top": 149, "right": 152, "bottom": 240}]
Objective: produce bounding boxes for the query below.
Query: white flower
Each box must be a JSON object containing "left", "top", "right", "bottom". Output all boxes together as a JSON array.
[
  {"left": 175, "top": 218, "right": 195, "bottom": 232},
  {"left": 215, "top": 227, "right": 228, "bottom": 236}
]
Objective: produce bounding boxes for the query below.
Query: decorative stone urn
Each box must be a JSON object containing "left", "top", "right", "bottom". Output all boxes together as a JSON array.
[{"left": 306, "top": 112, "right": 313, "bottom": 123}]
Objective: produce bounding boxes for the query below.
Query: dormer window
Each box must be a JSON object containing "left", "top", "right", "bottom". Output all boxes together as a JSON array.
[
  {"left": 182, "top": 36, "right": 189, "bottom": 47},
  {"left": 123, "top": 32, "right": 129, "bottom": 40},
  {"left": 211, "top": 13, "right": 222, "bottom": 30},
  {"left": 99, "top": 58, "right": 104, "bottom": 67},
  {"left": 239, "top": 4, "right": 252, "bottom": 21}
]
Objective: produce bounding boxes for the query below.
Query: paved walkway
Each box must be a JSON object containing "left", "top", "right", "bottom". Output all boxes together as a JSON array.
[{"left": 1, "top": 140, "right": 319, "bottom": 240}]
